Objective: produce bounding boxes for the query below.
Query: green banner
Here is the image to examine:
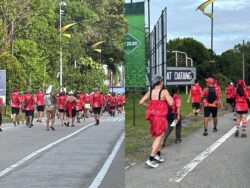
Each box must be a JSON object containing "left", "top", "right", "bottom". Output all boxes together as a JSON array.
[{"left": 125, "top": 2, "right": 146, "bottom": 89}]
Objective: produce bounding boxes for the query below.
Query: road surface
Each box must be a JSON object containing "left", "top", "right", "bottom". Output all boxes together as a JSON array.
[
  {"left": 125, "top": 113, "right": 250, "bottom": 188},
  {"left": 0, "top": 113, "right": 124, "bottom": 188}
]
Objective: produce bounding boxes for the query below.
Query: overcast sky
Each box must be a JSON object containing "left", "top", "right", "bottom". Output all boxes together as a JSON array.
[{"left": 125, "top": 0, "right": 250, "bottom": 54}]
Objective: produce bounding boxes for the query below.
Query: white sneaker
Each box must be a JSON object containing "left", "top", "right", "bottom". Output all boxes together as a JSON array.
[
  {"left": 145, "top": 159, "right": 159, "bottom": 168},
  {"left": 155, "top": 155, "right": 164, "bottom": 162}
]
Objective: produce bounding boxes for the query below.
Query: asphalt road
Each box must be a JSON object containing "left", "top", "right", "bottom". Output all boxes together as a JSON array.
[
  {"left": 125, "top": 113, "right": 250, "bottom": 188},
  {"left": 0, "top": 112, "right": 124, "bottom": 188}
]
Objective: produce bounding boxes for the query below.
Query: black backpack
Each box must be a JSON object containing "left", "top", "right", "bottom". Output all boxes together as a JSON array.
[{"left": 207, "top": 87, "right": 216, "bottom": 103}]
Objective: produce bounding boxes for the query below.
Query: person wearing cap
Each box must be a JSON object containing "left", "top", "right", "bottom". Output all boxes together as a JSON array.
[
  {"left": 187, "top": 80, "right": 202, "bottom": 118},
  {"left": 35, "top": 89, "right": 45, "bottom": 123},
  {"left": 202, "top": 78, "right": 223, "bottom": 136},
  {"left": 23, "top": 90, "right": 35, "bottom": 128},
  {"left": 234, "top": 80, "right": 248, "bottom": 138},
  {"left": 64, "top": 91, "right": 78, "bottom": 127},
  {"left": 139, "top": 75, "right": 173, "bottom": 168},
  {"left": 91, "top": 88, "right": 103, "bottom": 125},
  {"left": 10, "top": 89, "right": 21, "bottom": 126},
  {"left": 0, "top": 96, "right": 4, "bottom": 132},
  {"left": 225, "top": 82, "right": 236, "bottom": 112},
  {"left": 44, "top": 87, "right": 58, "bottom": 131}
]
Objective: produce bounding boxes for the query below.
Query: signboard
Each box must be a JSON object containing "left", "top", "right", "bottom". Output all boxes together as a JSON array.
[
  {"left": 165, "top": 67, "right": 196, "bottom": 85},
  {"left": 0, "top": 70, "right": 6, "bottom": 104},
  {"left": 125, "top": 2, "right": 146, "bottom": 89},
  {"left": 124, "top": 33, "right": 141, "bottom": 54}
]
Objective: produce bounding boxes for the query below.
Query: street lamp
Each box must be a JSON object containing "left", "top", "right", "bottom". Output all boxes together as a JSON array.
[{"left": 59, "top": 2, "right": 66, "bottom": 88}]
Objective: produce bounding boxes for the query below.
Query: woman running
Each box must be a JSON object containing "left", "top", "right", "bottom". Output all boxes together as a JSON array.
[
  {"left": 234, "top": 80, "right": 248, "bottom": 138},
  {"left": 139, "top": 75, "right": 173, "bottom": 168}
]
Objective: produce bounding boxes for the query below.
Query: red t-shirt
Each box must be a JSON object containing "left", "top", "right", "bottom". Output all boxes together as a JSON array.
[
  {"left": 79, "top": 93, "right": 86, "bottom": 105},
  {"left": 76, "top": 100, "right": 83, "bottom": 111},
  {"left": 11, "top": 92, "right": 21, "bottom": 108},
  {"left": 23, "top": 93, "right": 34, "bottom": 111},
  {"left": 0, "top": 97, "right": 3, "bottom": 105},
  {"left": 234, "top": 88, "right": 248, "bottom": 112},
  {"left": 202, "top": 86, "right": 220, "bottom": 107},
  {"left": 117, "top": 95, "right": 124, "bottom": 106},
  {"left": 190, "top": 84, "right": 202, "bottom": 103},
  {"left": 85, "top": 96, "right": 90, "bottom": 104},
  {"left": 57, "top": 95, "right": 67, "bottom": 110},
  {"left": 35, "top": 91, "right": 45, "bottom": 106},
  {"left": 110, "top": 96, "right": 117, "bottom": 107},
  {"left": 92, "top": 92, "right": 102, "bottom": 108},
  {"left": 225, "top": 85, "right": 235, "bottom": 99},
  {"left": 172, "top": 94, "right": 182, "bottom": 114}
]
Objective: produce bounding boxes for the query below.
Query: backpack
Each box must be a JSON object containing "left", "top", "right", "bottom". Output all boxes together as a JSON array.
[{"left": 207, "top": 87, "right": 216, "bottom": 103}]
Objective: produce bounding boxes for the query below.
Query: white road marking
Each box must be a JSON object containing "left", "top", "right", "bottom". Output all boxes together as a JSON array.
[
  {"left": 169, "top": 115, "right": 250, "bottom": 183},
  {"left": 88, "top": 132, "right": 125, "bottom": 188},
  {"left": 0, "top": 122, "right": 95, "bottom": 177}
]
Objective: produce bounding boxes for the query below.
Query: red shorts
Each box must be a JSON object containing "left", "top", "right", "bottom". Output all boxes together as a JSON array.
[{"left": 149, "top": 116, "right": 167, "bottom": 137}]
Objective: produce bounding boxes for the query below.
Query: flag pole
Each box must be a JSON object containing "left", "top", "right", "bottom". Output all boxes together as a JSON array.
[{"left": 211, "top": 2, "right": 214, "bottom": 59}]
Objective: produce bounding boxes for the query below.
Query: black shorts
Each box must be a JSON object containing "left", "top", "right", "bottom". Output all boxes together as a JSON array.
[
  {"left": 204, "top": 107, "right": 218, "bottom": 118},
  {"left": 192, "top": 103, "right": 201, "bottom": 110},
  {"left": 236, "top": 111, "right": 248, "bottom": 115},
  {"left": 25, "top": 110, "right": 34, "bottom": 117},
  {"left": 58, "top": 109, "right": 65, "bottom": 113},
  {"left": 67, "top": 109, "right": 77, "bottom": 118},
  {"left": 226, "top": 98, "right": 235, "bottom": 105},
  {"left": 11, "top": 107, "right": 20, "bottom": 115},
  {"left": 37, "top": 105, "right": 45, "bottom": 112},
  {"left": 110, "top": 106, "right": 116, "bottom": 110},
  {"left": 93, "top": 107, "right": 101, "bottom": 114}
]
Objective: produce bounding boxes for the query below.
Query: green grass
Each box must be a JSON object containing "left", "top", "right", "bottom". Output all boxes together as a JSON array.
[{"left": 125, "top": 91, "right": 227, "bottom": 166}]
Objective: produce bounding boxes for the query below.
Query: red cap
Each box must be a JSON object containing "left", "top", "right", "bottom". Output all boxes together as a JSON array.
[
  {"left": 205, "top": 78, "right": 214, "bottom": 84},
  {"left": 237, "top": 80, "right": 245, "bottom": 86}
]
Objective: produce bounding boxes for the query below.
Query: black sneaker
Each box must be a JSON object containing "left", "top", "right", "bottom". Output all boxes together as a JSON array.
[
  {"left": 213, "top": 127, "right": 218, "bottom": 132},
  {"left": 175, "top": 138, "right": 182, "bottom": 143},
  {"left": 241, "top": 133, "right": 247, "bottom": 138},
  {"left": 235, "top": 130, "right": 239, "bottom": 137},
  {"left": 203, "top": 130, "right": 208, "bottom": 136},
  {"left": 0, "top": 127, "right": 2, "bottom": 132},
  {"left": 13, "top": 122, "right": 16, "bottom": 127}
]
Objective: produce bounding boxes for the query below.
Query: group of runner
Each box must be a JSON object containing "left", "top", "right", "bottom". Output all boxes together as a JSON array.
[
  {"left": 140, "top": 75, "right": 248, "bottom": 168},
  {"left": 0, "top": 87, "right": 125, "bottom": 132}
]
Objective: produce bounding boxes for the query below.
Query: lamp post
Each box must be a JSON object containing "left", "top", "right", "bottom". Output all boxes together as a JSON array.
[{"left": 59, "top": 2, "right": 66, "bottom": 87}]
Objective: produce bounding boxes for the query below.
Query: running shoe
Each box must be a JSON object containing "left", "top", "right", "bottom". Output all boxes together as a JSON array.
[
  {"left": 50, "top": 126, "right": 55, "bottom": 131},
  {"left": 154, "top": 155, "right": 164, "bottom": 162},
  {"left": 145, "top": 159, "right": 159, "bottom": 168},
  {"left": 0, "top": 127, "right": 2, "bottom": 132},
  {"left": 213, "top": 127, "right": 218, "bottom": 132},
  {"left": 203, "top": 130, "right": 208, "bottom": 136},
  {"left": 241, "top": 133, "right": 247, "bottom": 138},
  {"left": 175, "top": 138, "right": 182, "bottom": 143},
  {"left": 235, "top": 130, "right": 239, "bottom": 137}
]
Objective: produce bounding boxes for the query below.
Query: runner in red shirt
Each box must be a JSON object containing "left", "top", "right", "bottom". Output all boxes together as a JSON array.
[
  {"left": 10, "top": 89, "right": 21, "bottom": 126},
  {"left": 188, "top": 81, "right": 202, "bottom": 118},
  {"left": 225, "top": 82, "right": 236, "bottom": 111},
  {"left": 202, "top": 78, "right": 223, "bottom": 136},
  {"left": 57, "top": 91, "right": 67, "bottom": 126},
  {"left": 35, "top": 89, "right": 45, "bottom": 123},
  {"left": 23, "top": 90, "right": 34, "bottom": 128},
  {"left": 109, "top": 93, "right": 118, "bottom": 117},
  {"left": 65, "top": 91, "right": 78, "bottom": 127},
  {"left": 234, "top": 80, "right": 248, "bottom": 138},
  {"left": 165, "top": 87, "right": 182, "bottom": 145},
  {"left": 117, "top": 94, "right": 124, "bottom": 114},
  {"left": 84, "top": 94, "right": 91, "bottom": 118},
  {"left": 0, "top": 97, "right": 4, "bottom": 132},
  {"left": 79, "top": 92, "right": 86, "bottom": 118},
  {"left": 75, "top": 93, "right": 84, "bottom": 123},
  {"left": 91, "top": 88, "right": 102, "bottom": 125}
]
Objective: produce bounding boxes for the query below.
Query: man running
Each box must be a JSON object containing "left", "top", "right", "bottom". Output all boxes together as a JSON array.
[
  {"left": 91, "top": 88, "right": 102, "bottom": 125},
  {"left": 84, "top": 94, "right": 91, "bottom": 118},
  {"left": 10, "top": 89, "right": 21, "bottom": 126},
  {"left": 225, "top": 82, "right": 235, "bottom": 111},
  {"left": 117, "top": 93, "right": 124, "bottom": 114},
  {"left": 23, "top": 90, "right": 35, "bottom": 128},
  {"left": 35, "top": 89, "right": 45, "bottom": 123},
  {"left": 109, "top": 93, "right": 117, "bottom": 117},
  {"left": 202, "top": 78, "right": 223, "bottom": 136},
  {"left": 65, "top": 91, "right": 78, "bottom": 127},
  {"left": 57, "top": 91, "right": 67, "bottom": 126},
  {"left": 0, "top": 96, "right": 4, "bottom": 132},
  {"left": 187, "top": 81, "right": 202, "bottom": 118}
]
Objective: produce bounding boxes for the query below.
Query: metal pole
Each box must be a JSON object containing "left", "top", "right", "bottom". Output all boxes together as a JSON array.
[
  {"left": 148, "top": 0, "right": 151, "bottom": 88},
  {"left": 211, "top": 2, "right": 214, "bottom": 59},
  {"left": 59, "top": 3, "right": 63, "bottom": 87},
  {"left": 243, "top": 40, "right": 245, "bottom": 81}
]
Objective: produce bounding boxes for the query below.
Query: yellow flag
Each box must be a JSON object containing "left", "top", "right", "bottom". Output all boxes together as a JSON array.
[
  {"left": 63, "top": 33, "right": 71, "bottom": 38},
  {"left": 60, "top": 23, "right": 76, "bottom": 33},
  {"left": 94, "top": 49, "right": 102, "bottom": 53},
  {"left": 197, "top": 0, "right": 214, "bottom": 12},
  {"left": 197, "top": 0, "right": 214, "bottom": 18},
  {"left": 91, "top": 41, "right": 105, "bottom": 49}
]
